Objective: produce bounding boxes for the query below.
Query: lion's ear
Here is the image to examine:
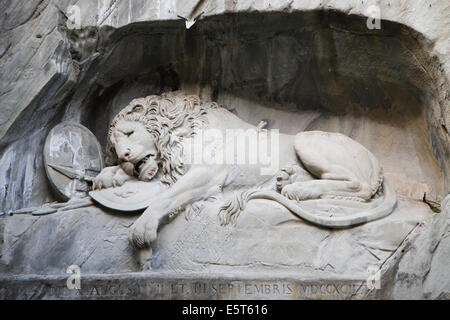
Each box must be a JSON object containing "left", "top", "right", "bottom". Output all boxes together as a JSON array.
[{"left": 129, "top": 104, "right": 145, "bottom": 115}]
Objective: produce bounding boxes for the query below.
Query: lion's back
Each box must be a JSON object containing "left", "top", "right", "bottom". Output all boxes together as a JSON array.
[{"left": 205, "top": 107, "right": 256, "bottom": 130}]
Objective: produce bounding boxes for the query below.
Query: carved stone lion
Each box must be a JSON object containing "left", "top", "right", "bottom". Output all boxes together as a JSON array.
[{"left": 93, "top": 91, "right": 396, "bottom": 249}]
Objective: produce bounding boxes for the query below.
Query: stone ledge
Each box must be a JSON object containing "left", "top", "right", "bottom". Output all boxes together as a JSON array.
[{"left": 0, "top": 272, "right": 373, "bottom": 300}]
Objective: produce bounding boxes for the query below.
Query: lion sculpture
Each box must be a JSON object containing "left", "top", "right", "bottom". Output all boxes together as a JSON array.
[{"left": 93, "top": 91, "right": 397, "bottom": 249}]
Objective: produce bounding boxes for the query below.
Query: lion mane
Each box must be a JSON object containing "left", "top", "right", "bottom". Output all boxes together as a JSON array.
[{"left": 108, "top": 91, "right": 218, "bottom": 185}]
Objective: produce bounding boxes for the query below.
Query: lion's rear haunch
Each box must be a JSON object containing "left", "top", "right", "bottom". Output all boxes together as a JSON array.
[{"left": 219, "top": 181, "right": 397, "bottom": 228}]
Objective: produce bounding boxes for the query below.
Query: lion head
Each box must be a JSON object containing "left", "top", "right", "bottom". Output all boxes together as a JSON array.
[{"left": 108, "top": 91, "right": 217, "bottom": 185}]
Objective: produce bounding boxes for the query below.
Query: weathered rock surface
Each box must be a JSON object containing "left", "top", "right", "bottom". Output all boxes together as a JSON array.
[
  {"left": 0, "top": 197, "right": 434, "bottom": 277},
  {"left": 0, "top": 206, "right": 139, "bottom": 276},
  {"left": 152, "top": 197, "right": 433, "bottom": 276},
  {"left": 372, "top": 194, "right": 450, "bottom": 299},
  {"left": 1, "top": 195, "right": 449, "bottom": 299}
]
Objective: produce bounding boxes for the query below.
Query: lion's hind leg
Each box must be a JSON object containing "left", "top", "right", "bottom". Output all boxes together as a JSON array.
[
  {"left": 281, "top": 179, "right": 365, "bottom": 202},
  {"left": 292, "top": 132, "right": 375, "bottom": 202},
  {"left": 281, "top": 163, "right": 373, "bottom": 202}
]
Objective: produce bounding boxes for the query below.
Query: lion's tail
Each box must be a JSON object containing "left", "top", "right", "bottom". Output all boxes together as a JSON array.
[{"left": 219, "top": 181, "right": 397, "bottom": 228}]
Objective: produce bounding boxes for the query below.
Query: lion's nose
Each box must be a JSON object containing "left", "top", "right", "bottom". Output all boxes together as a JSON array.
[{"left": 118, "top": 150, "right": 131, "bottom": 162}]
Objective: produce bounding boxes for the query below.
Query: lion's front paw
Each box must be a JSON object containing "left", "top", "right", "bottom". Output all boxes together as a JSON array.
[
  {"left": 111, "top": 168, "right": 132, "bottom": 187},
  {"left": 93, "top": 167, "right": 117, "bottom": 190},
  {"left": 93, "top": 166, "right": 131, "bottom": 190},
  {"left": 129, "top": 216, "right": 158, "bottom": 249}
]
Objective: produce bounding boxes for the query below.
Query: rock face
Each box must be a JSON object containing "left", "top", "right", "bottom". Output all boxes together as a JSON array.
[
  {"left": 0, "top": 1, "right": 449, "bottom": 299},
  {"left": 0, "top": 199, "right": 418, "bottom": 276},
  {"left": 0, "top": 196, "right": 448, "bottom": 299},
  {"left": 151, "top": 198, "right": 433, "bottom": 276},
  {"left": 0, "top": 207, "right": 139, "bottom": 276},
  {"left": 373, "top": 194, "right": 450, "bottom": 299}
]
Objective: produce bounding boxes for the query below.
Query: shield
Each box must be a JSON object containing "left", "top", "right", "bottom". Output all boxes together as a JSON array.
[
  {"left": 44, "top": 122, "right": 104, "bottom": 201},
  {"left": 89, "top": 179, "right": 164, "bottom": 212}
]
